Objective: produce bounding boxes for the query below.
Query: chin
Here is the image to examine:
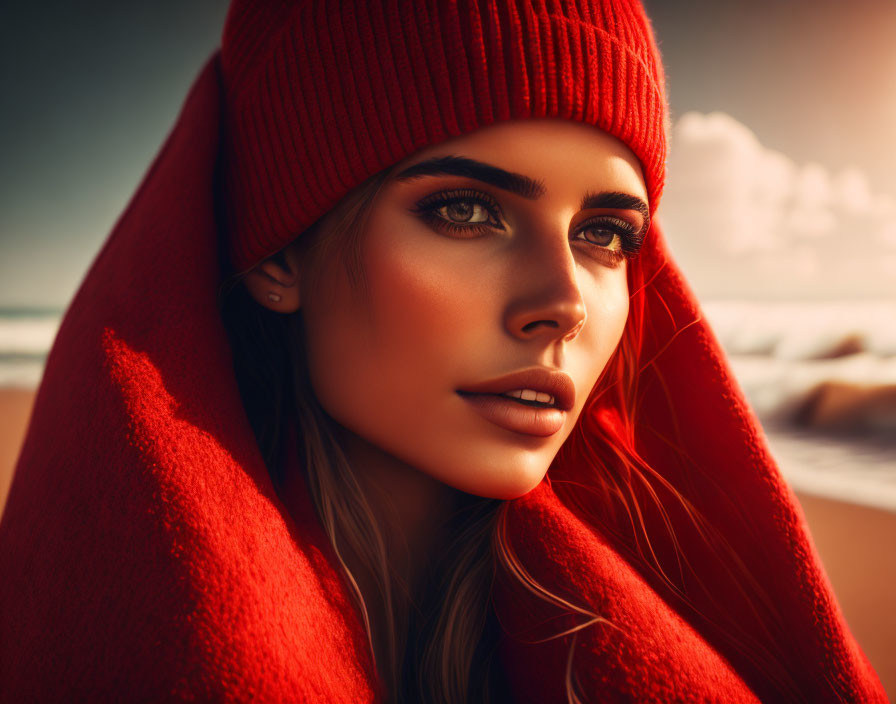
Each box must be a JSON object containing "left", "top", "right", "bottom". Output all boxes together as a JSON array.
[
  {"left": 486, "top": 480, "right": 545, "bottom": 501},
  {"left": 442, "top": 454, "right": 551, "bottom": 501}
]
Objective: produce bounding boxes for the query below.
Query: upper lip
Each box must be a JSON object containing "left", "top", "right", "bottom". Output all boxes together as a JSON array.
[{"left": 457, "top": 368, "right": 576, "bottom": 411}]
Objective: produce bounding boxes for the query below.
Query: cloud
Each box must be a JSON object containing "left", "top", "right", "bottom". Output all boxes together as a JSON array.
[{"left": 660, "top": 112, "right": 896, "bottom": 300}]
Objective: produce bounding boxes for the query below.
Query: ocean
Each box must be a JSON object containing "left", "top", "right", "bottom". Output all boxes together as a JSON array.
[
  {"left": 702, "top": 301, "right": 896, "bottom": 512},
  {"left": 2, "top": 301, "right": 894, "bottom": 511},
  {"left": 0, "top": 308, "right": 60, "bottom": 389}
]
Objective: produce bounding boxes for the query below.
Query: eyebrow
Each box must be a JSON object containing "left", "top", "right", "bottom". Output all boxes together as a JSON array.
[
  {"left": 396, "top": 155, "right": 545, "bottom": 198},
  {"left": 581, "top": 190, "right": 650, "bottom": 229},
  {"left": 395, "top": 155, "right": 649, "bottom": 229}
]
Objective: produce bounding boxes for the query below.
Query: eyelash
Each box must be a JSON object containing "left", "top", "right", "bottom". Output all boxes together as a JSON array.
[{"left": 410, "top": 189, "right": 642, "bottom": 266}]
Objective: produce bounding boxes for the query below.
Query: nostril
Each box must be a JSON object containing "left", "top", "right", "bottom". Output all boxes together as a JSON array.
[{"left": 521, "top": 320, "right": 559, "bottom": 334}]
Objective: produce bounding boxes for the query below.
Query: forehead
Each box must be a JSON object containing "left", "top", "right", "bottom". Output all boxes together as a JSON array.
[{"left": 393, "top": 118, "right": 648, "bottom": 205}]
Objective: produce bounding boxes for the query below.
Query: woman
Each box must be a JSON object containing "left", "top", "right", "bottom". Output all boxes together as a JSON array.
[{"left": 0, "top": 1, "right": 887, "bottom": 702}]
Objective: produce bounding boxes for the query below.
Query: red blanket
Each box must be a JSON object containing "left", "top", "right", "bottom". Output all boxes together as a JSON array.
[{"left": 0, "top": 54, "right": 887, "bottom": 703}]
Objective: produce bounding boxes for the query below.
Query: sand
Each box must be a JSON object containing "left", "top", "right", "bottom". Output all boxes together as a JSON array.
[
  {"left": 0, "top": 387, "right": 892, "bottom": 696},
  {"left": 795, "top": 492, "right": 896, "bottom": 697},
  {"left": 0, "top": 387, "right": 36, "bottom": 516}
]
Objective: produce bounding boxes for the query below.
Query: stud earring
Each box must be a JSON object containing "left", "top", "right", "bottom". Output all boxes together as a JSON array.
[{"left": 267, "top": 292, "right": 282, "bottom": 303}]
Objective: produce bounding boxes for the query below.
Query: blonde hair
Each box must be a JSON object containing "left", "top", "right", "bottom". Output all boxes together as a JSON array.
[{"left": 219, "top": 169, "right": 803, "bottom": 702}]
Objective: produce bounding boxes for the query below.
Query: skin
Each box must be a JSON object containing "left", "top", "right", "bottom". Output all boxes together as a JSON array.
[{"left": 244, "top": 118, "right": 648, "bottom": 676}]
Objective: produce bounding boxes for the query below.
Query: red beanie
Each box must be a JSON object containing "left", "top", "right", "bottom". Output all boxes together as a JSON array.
[{"left": 220, "top": 0, "right": 668, "bottom": 273}]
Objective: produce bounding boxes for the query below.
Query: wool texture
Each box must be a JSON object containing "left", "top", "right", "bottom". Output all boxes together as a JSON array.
[{"left": 0, "top": 1, "right": 889, "bottom": 701}]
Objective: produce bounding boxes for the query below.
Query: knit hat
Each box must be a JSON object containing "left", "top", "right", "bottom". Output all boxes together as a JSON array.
[{"left": 220, "top": 0, "right": 668, "bottom": 273}]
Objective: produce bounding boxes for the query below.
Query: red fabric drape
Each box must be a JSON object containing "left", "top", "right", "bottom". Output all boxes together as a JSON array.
[{"left": 0, "top": 54, "right": 887, "bottom": 703}]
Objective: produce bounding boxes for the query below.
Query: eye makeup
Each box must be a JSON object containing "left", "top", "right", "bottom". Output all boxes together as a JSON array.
[
  {"left": 571, "top": 215, "right": 641, "bottom": 266},
  {"left": 409, "top": 187, "right": 645, "bottom": 266},
  {"left": 410, "top": 188, "right": 505, "bottom": 237}
]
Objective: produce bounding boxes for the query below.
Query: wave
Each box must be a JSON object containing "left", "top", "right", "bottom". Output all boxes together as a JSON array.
[
  {"left": 0, "top": 313, "right": 61, "bottom": 356},
  {"left": 703, "top": 300, "right": 896, "bottom": 359},
  {"left": 728, "top": 352, "right": 896, "bottom": 425}
]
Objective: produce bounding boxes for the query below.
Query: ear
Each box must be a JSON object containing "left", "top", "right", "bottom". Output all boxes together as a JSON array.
[{"left": 243, "top": 240, "right": 303, "bottom": 313}]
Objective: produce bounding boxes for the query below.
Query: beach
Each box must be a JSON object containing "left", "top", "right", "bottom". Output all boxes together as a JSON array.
[
  {"left": 1, "top": 387, "right": 36, "bottom": 509},
  {"left": 1, "top": 386, "right": 893, "bottom": 697}
]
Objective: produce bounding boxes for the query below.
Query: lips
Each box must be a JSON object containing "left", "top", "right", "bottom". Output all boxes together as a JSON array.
[
  {"left": 456, "top": 368, "right": 576, "bottom": 412},
  {"left": 455, "top": 368, "right": 576, "bottom": 437},
  {"left": 456, "top": 392, "right": 568, "bottom": 436}
]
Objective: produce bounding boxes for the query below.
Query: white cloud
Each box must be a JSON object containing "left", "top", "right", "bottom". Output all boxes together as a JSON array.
[{"left": 660, "top": 111, "right": 896, "bottom": 300}]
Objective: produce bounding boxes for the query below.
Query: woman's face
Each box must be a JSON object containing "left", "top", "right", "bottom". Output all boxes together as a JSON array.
[{"left": 294, "top": 119, "right": 648, "bottom": 499}]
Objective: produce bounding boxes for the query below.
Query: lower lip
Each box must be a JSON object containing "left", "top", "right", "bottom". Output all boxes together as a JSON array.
[{"left": 457, "top": 392, "right": 567, "bottom": 437}]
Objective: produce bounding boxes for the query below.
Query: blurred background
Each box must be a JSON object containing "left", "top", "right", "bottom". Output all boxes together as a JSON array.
[{"left": 0, "top": 0, "right": 893, "bottom": 695}]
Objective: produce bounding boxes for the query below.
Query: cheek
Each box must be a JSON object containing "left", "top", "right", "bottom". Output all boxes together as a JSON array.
[
  {"left": 577, "top": 267, "right": 630, "bottom": 387},
  {"left": 366, "top": 243, "right": 471, "bottom": 362},
  {"left": 299, "top": 226, "right": 485, "bottom": 430}
]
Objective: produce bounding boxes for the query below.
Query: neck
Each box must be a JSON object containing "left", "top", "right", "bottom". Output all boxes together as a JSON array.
[
  {"left": 331, "top": 425, "right": 463, "bottom": 598},
  {"left": 278, "top": 416, "right": 493, "bottom": 694},
  {"left": 325, "top": 424, "right": 464, "bottom": 692}
]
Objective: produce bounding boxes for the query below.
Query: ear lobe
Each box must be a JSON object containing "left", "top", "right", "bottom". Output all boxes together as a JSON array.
[{"left": 243, "top": 242, "right": 302, "bottom": 313}]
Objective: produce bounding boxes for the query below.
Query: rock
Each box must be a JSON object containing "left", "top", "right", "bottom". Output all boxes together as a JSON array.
[
  {"left": 793, "top": 381, "right": 896, "bottom": 434},
  {"left": 811, "top": 333, "right": 866, "bottom": 361}
]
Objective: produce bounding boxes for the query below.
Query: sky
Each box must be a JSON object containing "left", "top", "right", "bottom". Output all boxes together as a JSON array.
[
  {"left": 1, "top": 0, "right": 894, "bottom": 307},
  {"left": 644, "top": 0, "right": 896, "bottom": 300}
]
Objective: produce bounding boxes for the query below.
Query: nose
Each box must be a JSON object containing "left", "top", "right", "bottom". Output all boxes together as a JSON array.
[{"left": 504, "top": 231, "right": 587, "bottom": 344}]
